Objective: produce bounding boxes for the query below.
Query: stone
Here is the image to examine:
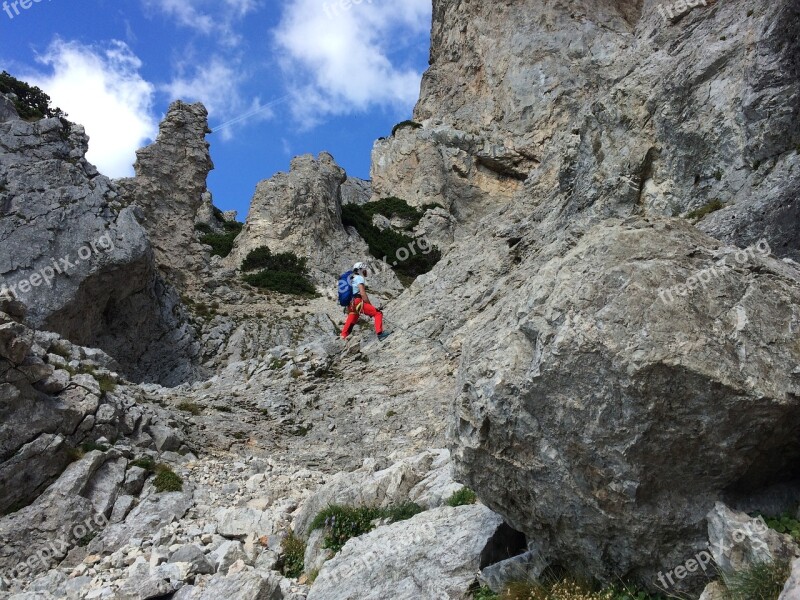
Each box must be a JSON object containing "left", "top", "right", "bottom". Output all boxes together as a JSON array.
[
  {"left": 449, "top": 219, "right": 800, "bottom": 591},
  {"left": 117, "top": 575, "right": 177, "bottom": 599},
  {"left": 699, "top": 581, "right": 728, "bottom": 600},
  {"left": 178, "top": 571, "right": 283, "bottom": 600},
  {"left": 479, "top": 548, "right": 548, "bottom": 594},
  {"left": 88, "top": 487, "right": 193, "bottom": 555},
  {"left": 303, "top": 528, "right": 333, "bottom": 574},
  {"left": 780, "top": 558, "right": 800, "bottom": 600},
  {"left": 208, "top": 540, "right": 250, "bottom": 573},
  {"left": 294, "top": 449, "right": 456, "bottom": 537},
  {"left": 307, "top": 505, "right": 519, "bottom": 600},
  {"left": 123, "top": 466, "right": 148, "bottom": 496},
  {"left": 707, "top": 502, "right": 800, "bottom": 576},
  {"left": 168, "top": 544, "right": 214, "bottom": 576},
  {"left": 216, "top": 508, "right": 275, "bottom": 539}
]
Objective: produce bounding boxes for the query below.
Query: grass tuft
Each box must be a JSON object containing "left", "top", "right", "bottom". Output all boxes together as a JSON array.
[
  {"left": 178, "top": 401, "right": 203, "bottom": 416},
  {"left": 447, "top": 487, "right": 478, "bottom": 507},
  {"left": 686, "top": 199, "right": 724, "bottom": 221},
  {"left": 722, "top": 560, "right": 792, "bottom": 600},
  {"left": 153, "top": 464, "right": 183, "bottom": 493},
  {"left": 309, "top": 502, "right": 423, "bottom": 553},
  {"left": 278, "top": 531, "right": 306, "bottom": 579}
]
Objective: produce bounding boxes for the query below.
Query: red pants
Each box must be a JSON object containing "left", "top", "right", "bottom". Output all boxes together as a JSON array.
[{"left": 341, "top": 298, "right": 383, "bottom": 338}]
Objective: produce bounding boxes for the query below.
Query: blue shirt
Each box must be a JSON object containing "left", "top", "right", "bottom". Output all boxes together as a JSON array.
[{"left": 351, "top": 274, "right": 365, "bottom": 296}]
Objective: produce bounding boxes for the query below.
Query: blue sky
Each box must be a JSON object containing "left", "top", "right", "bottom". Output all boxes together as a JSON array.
[{"left": 0, "top": 0, "right": 432, "bottom": 218}]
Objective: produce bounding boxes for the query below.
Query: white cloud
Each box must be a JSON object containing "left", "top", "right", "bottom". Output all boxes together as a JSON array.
[
  {"left": 142, "top": 0, "right": 259, "bottom": 44},
  {"left": 273, "top": 0, "right": 431, "bottom": 125},
  {"left": 25, "top": 39, "right": 158, "bottom": 178},
  {"left": 162, "top": 59, "right": 280, "bottom": 140}
]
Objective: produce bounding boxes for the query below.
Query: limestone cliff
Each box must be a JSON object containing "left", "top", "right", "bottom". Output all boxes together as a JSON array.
[
  {"left": 116, "top": 101, "right": 215, "bottom": 288},
  {"left": 369, "top": 0, "right": 800, "bottom": 591},
  {"left": 0, "top": 96, "right": 202, "bottom": 385}
]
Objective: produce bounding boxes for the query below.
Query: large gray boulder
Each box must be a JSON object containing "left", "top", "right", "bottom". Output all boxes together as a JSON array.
[
  {"left": 308, "top": 504, "right": 521, "bottom": 600},
  {"left": 294, "top": 449, "right": 460, "bottom": 538},
  {"left": 450, "top": 218, "right": 800, "bottom": 591}
]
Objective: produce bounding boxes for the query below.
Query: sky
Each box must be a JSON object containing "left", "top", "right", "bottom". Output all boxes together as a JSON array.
[{"left": 0, "top": 0, "right": 432, "bottom": 219}]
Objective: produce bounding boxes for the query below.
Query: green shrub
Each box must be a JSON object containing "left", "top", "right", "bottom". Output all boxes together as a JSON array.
[
  {"left": 242, "top": 246, "right": 308, "bottom": 273},
  {"left": 310, "top": 503, "right": 423, "bottom": 553},
  {"left": 178, "top": 401, "right": 203, "bottom": 416},
  {"left": 447, "top": 488, "right": 478, "bottom": 507},
  {"left": 199, "top": 219, "right": 243, "bottom": 258},
  {"left": 472, "top": 586, "right": 500, "bottom": 600},
  {"left": 243, "top": 270, "right": 317, "bottom": 296},
  {"left": 278, "top": 531, "right": 306, "bottom": 579},
  {"left": 97, "top": 374, "right": 117, "bottom": 394},
  {"left": 0, "top": 71, "right": 65, "bottom": 121},
  {"left": 391, "top": 120, "right": 422, "bottom": 136},
  {"left": 240, "top": 246, "right": 316, "bottom": 296},
  {"left": 722, "top": 560, "right": 791, "bottom": 600},
  {"left": 686, "top": 199, "right": 724, "bottom": 220},
  {"left": 341, "top": 203, "right": 440, "bottom": 280},
  {"left": 759, "top": 512, "right": 800, "bottom": 544},
  {"left": 153, "top": 465, "right": 183, "bottom": 493}
]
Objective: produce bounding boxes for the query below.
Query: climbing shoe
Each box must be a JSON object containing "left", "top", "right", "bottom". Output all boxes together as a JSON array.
[{"left": 377, "top": 332, "right": 392, "bottom": 342}]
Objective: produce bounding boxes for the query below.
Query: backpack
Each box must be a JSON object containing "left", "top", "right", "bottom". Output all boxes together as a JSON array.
[{"left": 337, "top": 270, "right": 354, "bottom": 306}]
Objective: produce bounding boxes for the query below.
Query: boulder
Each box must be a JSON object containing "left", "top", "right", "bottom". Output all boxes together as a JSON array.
[
  {"left": 780, "top": 558, "right": 800, "bottom": 600},
  {"left": 450, "top": 219, "right": 800, "bottom": 591},
  {"left": 294, "top": 450, "right": 459, "bottom": 538},
  {"left": 216, "top": 508, "right": 275, "bottom": 539},
  {"left": 707, "top": 503, "right": 800, "bottom": 576},
  {"left": 307, "top": 505, "right": 521, "bottom": 600},
  {"left": 173, "top": 571, "right": 283, "bottom": 600},
  {"left": 168, "top": 544, "right": 214, "bottom": 576}
]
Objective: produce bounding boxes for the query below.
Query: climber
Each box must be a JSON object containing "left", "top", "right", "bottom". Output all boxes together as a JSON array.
[{"left": 340, "top": 262, "right": 391, "bottom": 341}]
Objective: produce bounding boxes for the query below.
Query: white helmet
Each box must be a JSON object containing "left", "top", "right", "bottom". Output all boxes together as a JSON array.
[{"left": 353, "top": 262, "right": 368, "bottom": 272}]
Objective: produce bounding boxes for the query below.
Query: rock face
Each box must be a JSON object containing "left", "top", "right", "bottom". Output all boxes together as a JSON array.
[
  {"left": 116, "top": 101, "right": 215, "bottom": 288},
  {"left": 359, "top": 0, "right": 800, "bottom": 592},
  {"left": 307, "top": 505, "right": 519, "bottom": 600},
  {"left": 450, "top": 219, "right": 800, "bottom": 589},
  {"left": 340, "top": 176, "right": 371, "bottom": 206},
  {"left": 0, "top": 96, "right": 202, "bottom": 385},
  {"left": 227, "top": 153, "right": 401, "bottom": 294}
]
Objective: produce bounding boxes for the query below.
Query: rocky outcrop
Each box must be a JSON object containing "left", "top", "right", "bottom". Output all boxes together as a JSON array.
[
  {"left": 448, "top": 218, "right": 800, "bottom": 590},
  {"left": 354, "top": 0, "right": 800, "bottom": 592},
  {"left": 227, "top": 153, "right": 401, "bottom": 295},
  {"left": 294, "top": 449, "right": 461, "bottom": 538},
  {"left": 340, "top": 176, "right": 371, "bottom": 206},
  {"left": 307, "top": 504, "right": 521, "bottom": 600},
  {"left": 116, "top": 101, "right": 215, "bottom": 288},
  {"left": 0, "top": 96, "right": 203, "bottom": 385}
]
